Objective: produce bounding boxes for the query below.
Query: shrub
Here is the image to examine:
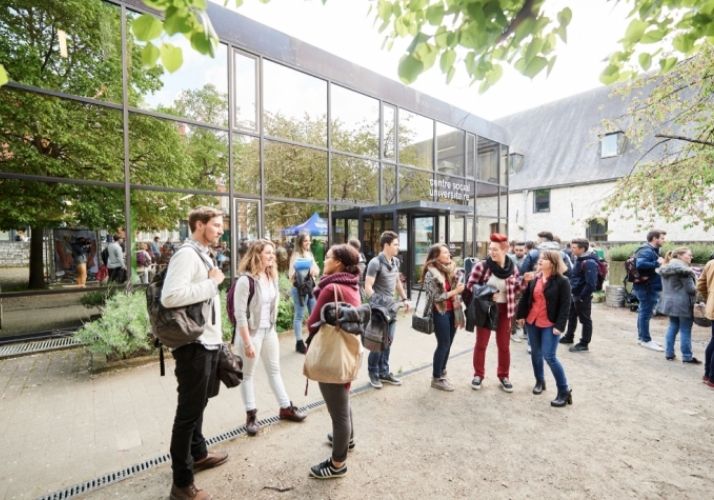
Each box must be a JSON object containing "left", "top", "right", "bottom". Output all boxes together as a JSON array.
[
  {"left": 608, "top": 243, "right": 714, "bottom": 263},
  {"left": 79, "top": 286, "right": 119, "bottom": 309},
  {"left": 76, "top": 291, "right": 152, "bottom": 360},
  {"left": 277, "top": 298, "right": 294, "bottom": 333}
]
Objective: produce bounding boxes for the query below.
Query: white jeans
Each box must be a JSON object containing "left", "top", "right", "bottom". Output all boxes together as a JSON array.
[{"left": 237, "top": 327, "right": 290, "bottom": 411}]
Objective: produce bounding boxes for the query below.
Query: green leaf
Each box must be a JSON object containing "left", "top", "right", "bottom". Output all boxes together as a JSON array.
[
  {"left": 191, "top": 31, "right": 215, "bottom": 57},
  {"left": 160, "top": 43, "right": 184, "bottom": 73},
  {"left": 659, "top": 56, "right": 678, "bottom": 72},
  {"left": 164, "top": 10, "right": 193, "bottom": 35},
  {"left": 132, "top": 14, "right": 163, "bottom": 42},
  {"left": 440, "top": 48, "right": 456, "bottom": 73},
  {"left": 0, "top": 64, "right": 7, "bottom": 86},
  {"left": 672, "top": 34, "right": 695, "bottom": 54},
  {"left": 398, "top": 54, "right": 424, "bottom": 84},
  {"left": 599, "top": 63, "right": 620, "bottom": 85},
  {"left": 190, "top": 0, "right": 207, "bottom": 8},
  {"left": 641, "top": 28, "right": 666, "bottom": 43},
  {"left": 522, "top": 56, "right": 548, "bottom": 78},
  {"left": 624, "top": 19, "right": 647, "bottom": 44},
  {"left": 557, "top": 7, "right": 572, "bottom": 28},
  {"left": 425, "top": 4, "right": 445, "bottom": 26},
  {"left": 638, "top": 52, "right": 652, "bottom": 70},
  {"left": 141, "top": 42, "right": 161, "bottom": 67},
  {"left": 525, "top": 37, "right": 544, "bottom": 61},
  {"left": 446, "top": 65, "right": 456, "bottom": 84},
  {"left": 143, "top": 0, "right": 171, "bottom": 10}
]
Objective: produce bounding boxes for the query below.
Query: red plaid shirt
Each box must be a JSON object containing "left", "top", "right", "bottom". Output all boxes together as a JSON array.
[{"left": 466, "top": 260, "right": 525, "bottom": 319}]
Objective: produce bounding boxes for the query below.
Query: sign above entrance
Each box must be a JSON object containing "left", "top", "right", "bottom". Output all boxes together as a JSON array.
[{"left": 429, "top": 178, "right": 471, "bottom": 203}]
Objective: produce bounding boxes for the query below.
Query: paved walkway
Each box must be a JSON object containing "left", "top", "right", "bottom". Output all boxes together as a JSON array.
[{"left": 0, "top": 305, "right": 711, "bottom": 499}]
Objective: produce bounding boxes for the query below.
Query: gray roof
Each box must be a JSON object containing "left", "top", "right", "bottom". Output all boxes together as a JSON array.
[{"left": 496, "top": 85, "right": 665, "bottom": 191}]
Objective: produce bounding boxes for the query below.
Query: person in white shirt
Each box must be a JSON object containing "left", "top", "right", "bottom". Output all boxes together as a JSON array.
[{"left": 160, "top": 207, "right": 228, "bottom": 500}]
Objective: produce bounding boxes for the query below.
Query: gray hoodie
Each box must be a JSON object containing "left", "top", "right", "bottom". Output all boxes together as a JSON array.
[{"left": 658, "top": 258, "right": 696, "bottom": 318}]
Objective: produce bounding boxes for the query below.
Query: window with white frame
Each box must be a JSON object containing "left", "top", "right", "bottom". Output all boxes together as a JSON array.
[{"left": 600, "top": 132, "right": 624, "bottom": 158}]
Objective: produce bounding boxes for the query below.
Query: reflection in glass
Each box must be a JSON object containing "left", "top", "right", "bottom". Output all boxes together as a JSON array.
[
  {"left": 478, "top": 137, "right": 499, "bottom": 183},
  {"left": 399, "top": 110, "right": 433, "bottom": 170},
  {"left": 264, "top": 141, "right": 327, "bottom": 201},
  {"left": 234, "top": 51, "right": 257, "bottom": 131},
  {"left": 465, "top": 217, "right": 474, "bottom": 258},
  {"left": 331, "top": 85, "right": 379, "bottom": 158},
  {"left": 436, "top": 123, "right": 464, "bottom": 176},
  {"left": 0, "top": 88, "right": 124, "bottom": 182},
  {"left": 466, "top": 133, "right": 477, "bottom": 179},
  {"left": 263, "top": 201, "right": 328, "bottom": 273},
  {"left": 434, "top": 174, "right": 473, "bottom": 206},
  {"left": 476, "top": 217, "right": 499, "bottom": 259},
  {"left": 383, "top": 104, "right": 396, "bottom": 159},
  {"left": 382, "top": 164, "right": 397, "bottom": 204},
  {"left": 129, "top": 114, "right": 228, "bottom": 191},
  {"left": 476, "top": 182, "right": 499, "bottom": 217},
  {"left": 234, "top": 198, "right": 260, "bottom": 246},
  {"left": 0, "top": 0, "right": 123, "bottom": 102},
  {"left": 500, "top": 144, "right": 509, "bottom": 188},
  {"left": 263, "top": 60, "right": 326, "bottom": 146},
  {"left": 233, "top": 134, "right": 260, "bottom": 195},
  {"left": 127, "top": 12, "right": 228, "bottom": 128},
  {"left": 331, "top": 155, "right": 378, "bottom": 203},
  {"left": 449, "top": 215, "right": 465, "bottom": 266},
  {"left": 398, "top": 166, "right": 432, "bottom": 202}
]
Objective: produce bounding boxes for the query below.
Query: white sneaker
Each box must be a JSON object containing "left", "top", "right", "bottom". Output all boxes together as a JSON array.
[
  {"left": 641, "top": 340, "right": 664, "bottom": 352},
  {"left": 510, "top": 333, "right": 522, "bottom": 343},
  {"left": 527, "top": 344, "right": 532, "bottom": 354}
]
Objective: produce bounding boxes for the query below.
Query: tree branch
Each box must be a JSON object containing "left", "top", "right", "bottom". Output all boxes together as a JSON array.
[
  {"left": 496, "top": 0, "right": 537, "bottom": 44},
  {"left": 654, "top": 134, "right": 714, "bottom": 147}
]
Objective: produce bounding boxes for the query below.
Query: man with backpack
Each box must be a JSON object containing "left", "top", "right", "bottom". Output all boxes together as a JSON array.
[
  {"left": 632, "top": 230, "right": 667, "bottom": 352},
  {"left": 160, "top": 207, "right": 228, "bottom": 500},
  {"left": 364, "top": 231, "right": 411, "bottom": 389},
  {"left": 561, "top": 238, "right": 599, "bottom": 352}
]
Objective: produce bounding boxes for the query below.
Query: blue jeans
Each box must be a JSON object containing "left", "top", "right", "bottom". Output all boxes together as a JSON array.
[
  {"left": 291, "top": 286, "right": 316, "bottom": 342},
  {"left": 432, "top": 311, "right": 456, "bottom": 378},
  {"left": 665, "top": 316, "right": 694, "bottom": 360},
  {"left": 368, "top": 320, "right": 396, "bottom": 376},
  {"left": 633, "top": 285, "right": 660, "bottom": 343},
  {"left": 526, "top": 323, "right": 569, "bottom": 391}
]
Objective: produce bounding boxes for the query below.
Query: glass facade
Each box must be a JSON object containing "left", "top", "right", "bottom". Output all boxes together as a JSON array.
[{"left": 0, "top": 0, "right": 508, "bottom": 338}]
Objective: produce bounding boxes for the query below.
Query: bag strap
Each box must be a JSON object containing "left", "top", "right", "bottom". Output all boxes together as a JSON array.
[
  {"left": 231, "top": 275, "right": 255, "bottom": 344},
  {"left": 332, "top": 285, "right": 344, "bottom": 328}
]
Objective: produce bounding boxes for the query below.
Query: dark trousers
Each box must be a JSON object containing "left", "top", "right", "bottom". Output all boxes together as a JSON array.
[
  {"left": 565, "top": 296, "right": 593, "bottom": 344},
  {"left": 706, "top": 324, "right": 714, "bottom": 380},
  {"left": 432, "top": 310, "right": 456, "bottom": 378},
  {"left": 170, "top": 343, "right": 219, "bottom": 487},
  {"left": 319, "top": 382, "right": 353, "bottom": 463}
]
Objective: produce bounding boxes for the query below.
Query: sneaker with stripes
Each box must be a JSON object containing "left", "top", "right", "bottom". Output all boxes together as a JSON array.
[{"left": 309, "top": 458, "right": 347, "bottom": 479}]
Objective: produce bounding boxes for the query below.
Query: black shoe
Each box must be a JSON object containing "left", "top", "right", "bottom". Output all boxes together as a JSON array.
[
  {"left": 309, "top": 458, "right": 347, "bottom": 479},
  {"left": 296, "top": 340, "right": 307, "bottom": 354},
  {"left": 379, "top": 373, "right": 402, "bottom": 386},
  {"left": 569, "top": 343, "right": 589, "bottom": 352},
  {"left": 550, "top": 388, "right": 573, "bottom": 408},
  {"left": 559, "top": 336, "right": 574, "bottom": 344},
  {"left": 532, "top": 380, "right": 546, "bottom": 395},
  {"left": 683, "top": 357, "right": 702, "bottom": 364},
  {"left": 666, "top": 355, "right": 676, "bottom": 361},
  {"left": 327, "top": 433, "right": 355, "bottom": 450}
]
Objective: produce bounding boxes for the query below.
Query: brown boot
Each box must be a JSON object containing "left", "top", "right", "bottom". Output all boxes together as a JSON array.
[
  {"left": 169, "top": 483, "right": 210, "bottom": 500},
  {"left": 193, "top": 451, "right": 228, "bottom": 472},
  {"left": 279, "top": 402, "right": 306, "bottom": 422},
  {"left": 245, "top": 409, "right": 259, "bottom": 436}
]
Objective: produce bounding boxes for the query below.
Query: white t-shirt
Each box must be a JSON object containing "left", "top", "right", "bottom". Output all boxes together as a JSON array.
[
  {"left": 258, "top": 276, "right": 277, "bottom": 329},
  {"left": 487, "top": 274, "right": 508, "bottom": 304}
]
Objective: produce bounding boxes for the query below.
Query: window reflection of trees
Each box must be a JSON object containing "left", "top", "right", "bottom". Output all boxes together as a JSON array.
[
  {"left": 264, "top": 140, "right": 327, "bottom": 201},
  {"left": 331, "top": 155, "right": 378, "bottom": 203},
  {"left": 399, "top": 167, "right": 433, "bottom": 202},
  {"left": 399, "top": 111, "right": 433, "bottom": 170}
]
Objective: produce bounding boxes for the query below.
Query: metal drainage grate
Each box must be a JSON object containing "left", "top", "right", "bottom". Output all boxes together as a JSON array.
[
  {"left": 38, "top": 347, "right": 472, "bottom": 499},
  {"left": 0, "top": 335, "right": 82, "bottom": 360}
]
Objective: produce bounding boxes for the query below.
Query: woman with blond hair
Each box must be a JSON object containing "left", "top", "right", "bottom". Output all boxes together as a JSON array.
[
  {"left": 232, "top": 239, "right": 306, "bottom": 436},
  {"left": 659, "top": 247, "right": 699, "bottom": 363},
  {"left": 516, "top": 250, "right": 573, "bottom": 407}
]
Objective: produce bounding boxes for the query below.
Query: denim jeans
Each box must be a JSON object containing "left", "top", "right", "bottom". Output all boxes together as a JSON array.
[
  {"left": 526, "top": 323, "right": 569, "bottom": 391},
  {"left": 368, "top": 320, "right": 396, "bottom": 376},
  {"left": 432, "top": 310, "right": 456, "bottom": 378},
  {"left": 705, "top": 324, "right": 714, "bottom": 379},
  {"left": 665, "top": 316, "right": 694, "bottom": 360},
  {"left": 633, "top": 285, "right": 660, "bottom": 343},
  {"left": 291, "top": 286, "right": 316, "bottom": 342}
]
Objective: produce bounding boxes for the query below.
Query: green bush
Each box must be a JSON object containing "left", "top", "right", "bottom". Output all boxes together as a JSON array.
[
  {"left": 608, "top": 243, "right": 714, "bottom": 263},
  {"left": 79, "top": 286, "right": 119, "bottom": 309},
  {"left": 76, "top": 291, "right": 152, "bottom": 360},
  {"left": 277, "top": 298, "right": 294, "bottom": 333}
]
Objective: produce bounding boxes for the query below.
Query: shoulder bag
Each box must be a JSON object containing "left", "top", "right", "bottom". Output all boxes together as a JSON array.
[{"left": 411, "top": 283, "right": 434, "bottom": 334}]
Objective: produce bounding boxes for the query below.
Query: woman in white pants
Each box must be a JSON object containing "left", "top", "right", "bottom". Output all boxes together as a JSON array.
[{"left": 232, "top": 239, "right": 307, "bottom": 436}]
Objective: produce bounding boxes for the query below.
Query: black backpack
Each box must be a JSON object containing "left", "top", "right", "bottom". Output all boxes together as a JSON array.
[
  {"left": 625, "top": 246, "right": 650, "bottom": 284},
  {"left": 294, "top": 271, "right": 316, "bottom": 305}
]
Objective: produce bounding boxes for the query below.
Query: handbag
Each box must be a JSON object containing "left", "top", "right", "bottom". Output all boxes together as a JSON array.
[
  {"left": 411, "top": 285, "right": 434, "bottom": 334},
  {"left": 217, "top": 342, "right": 243, "bottom": 388},
  {"left": 693, "top": 302, "right": 712, "bottom": 327},
  {"left": 303, "top": 287, "right": 363, "bottom": 384}
]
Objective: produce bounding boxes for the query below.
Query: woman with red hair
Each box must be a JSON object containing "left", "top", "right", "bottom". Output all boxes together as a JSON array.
[{"left": 465, "top": 233, "right": 532, "bottom": 392}]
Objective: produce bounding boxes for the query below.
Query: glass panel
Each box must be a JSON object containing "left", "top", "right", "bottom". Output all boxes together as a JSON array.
[
  {"left": 476, "top": 182, "right": 499, "bottom": 217},
  {"left": 233, "top": 134, "right": 260, "bottom": 195},
  {"left": 413, "top": 216, "right": 435, "bottom": 286},
  {"left": 0, "top": 0, "right": 123, "bottom": 102},
  {"left": 263, "top": 201, "right": 328, "bottom": 273},
  {"left": 127, "top": 12, "right": 229, "bottom": 128},
  {"left": 399, "top": 110, "right": 433, "bottom": 170},
  {"left": 331, "top": 155, "right": 378, "bottom": 203},
  {"left": 0, "top": 89, "right": 124, "bottom": 182},
  {"left": 466, "top": 133, "right": 477, "bottom": 178},
  {"left": 436, "top": 123, "right": 464, "bottom": 176},
  {"left": 476, "top": 217, "right": 499, "bottom": 259},
  {"left": 534, "top": 189, "right": 550, "bottom": 213},
  {"left": 331, "top": 85, "right": 379, "bottom": 158},
  {"left": 132, "top": 191, "right": 229, "bottom": 283},
  {"left": 264, "top": 141, "right": 327, "bottom": 201},
  {"left": 234, "top": 50, "right": 257, "bottom": 131},
  {"left": 382, "top": 163, "right": 397, "bottom": 204},
  {"left": 331, "top": 208, "right": 360, "bottom": 244},
  {"left": 129, "top": 114, "right": 228, "bottom": 191},
  {"left": 234, "top": 198, "right": 260, "bottom": 262},
  {"left": 499, "top": 188, "right": 508, "bottom": 219},
  {"left": 465, "top": 216, "right": 474, "bottom": 258},
  {"left": 449, "top": 215, "right": 465, "bottom": 266},
  {"left": 500, "top": 144, "right": 508, "bottom": 188},
  {"left": 263, "top": 60, "right": 327, "bottom": 146},
  {"left": 433, "top": 174, "right": 473, "bottom": 206},
  {"left": 398, "top": 167, "right": 432, "bottom": 203},
  {"left": 383, "top": 104, "right": 396, "bottom": 160},
  {"left": 477, "top": 137, "right": 499, "bottom": 183}
]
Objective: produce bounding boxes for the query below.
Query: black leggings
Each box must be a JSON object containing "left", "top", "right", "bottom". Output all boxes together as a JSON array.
[{"left": 318, "top": 382, "right": 353, "bottom": 462}]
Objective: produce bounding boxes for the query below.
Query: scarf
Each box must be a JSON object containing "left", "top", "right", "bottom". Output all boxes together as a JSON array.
[
  {"left": 485, "top": 255, "right": 514, "bottom": 280},
  {"left": 313, "top": 272, "right": 359, "bottom": 299},
  {"left": 427, "top": 261, "right": 456, "bottom": 284}
]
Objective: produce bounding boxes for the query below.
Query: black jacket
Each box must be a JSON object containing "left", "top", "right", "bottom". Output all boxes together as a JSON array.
[{"left": 516, "top": 274, "right": 572, "bottom": 332}]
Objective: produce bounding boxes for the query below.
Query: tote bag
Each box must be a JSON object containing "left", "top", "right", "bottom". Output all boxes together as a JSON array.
[{"left": 303, "top": 287, "right": 363, "bottom": 384}]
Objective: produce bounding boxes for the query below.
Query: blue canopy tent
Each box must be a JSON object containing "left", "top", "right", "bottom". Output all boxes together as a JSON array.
[{"left": 282, "top": 212, "right": 328, "bottom": 237}]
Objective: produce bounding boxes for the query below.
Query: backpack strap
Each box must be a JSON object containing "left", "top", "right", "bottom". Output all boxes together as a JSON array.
[{"left": 231, "top": 275, "right": 255, "bottom": 344}]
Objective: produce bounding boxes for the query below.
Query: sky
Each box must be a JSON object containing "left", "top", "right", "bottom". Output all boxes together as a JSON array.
[{"left": 218, "top": 0, "right": 633, "bottom": 121}]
